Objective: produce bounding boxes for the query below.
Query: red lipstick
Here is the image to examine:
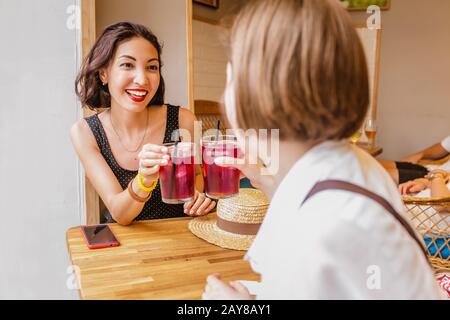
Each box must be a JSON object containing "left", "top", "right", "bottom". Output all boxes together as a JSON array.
[{"left": 125, "top": 89, "right": 148, "bottom": 103}]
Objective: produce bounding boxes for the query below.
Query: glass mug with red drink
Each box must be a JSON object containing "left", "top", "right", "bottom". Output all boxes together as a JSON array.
[
  {"left": 159, "top": 142, "right": 196, "bottom": 204},
  {"left": 201, "top": 135, "right": 241, "bottom": 199}
]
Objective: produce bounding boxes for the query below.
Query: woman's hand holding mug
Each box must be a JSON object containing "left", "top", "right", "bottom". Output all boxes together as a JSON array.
[{"left": 138, "top": 144, "right": 170, "bottom": 186}]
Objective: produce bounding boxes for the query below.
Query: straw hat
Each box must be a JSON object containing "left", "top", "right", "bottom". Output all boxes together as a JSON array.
[{"left": 188, "top": 189, "right": 269, "bottom": 250}]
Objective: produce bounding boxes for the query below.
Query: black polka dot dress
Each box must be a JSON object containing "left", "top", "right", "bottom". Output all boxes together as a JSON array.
[{"left": 85, "top": 105, "right": 186, "bottom": 222}]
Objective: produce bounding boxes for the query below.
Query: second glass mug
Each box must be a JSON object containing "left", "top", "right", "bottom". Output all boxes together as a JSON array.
[
  {"left": 201, "top": 135, "right": 241, "bottom": 199},
  {"left": 158, "top": 142, "right": 196, "bottom": 204}
]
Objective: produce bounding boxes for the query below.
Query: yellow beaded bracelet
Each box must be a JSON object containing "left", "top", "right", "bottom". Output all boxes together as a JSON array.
[{"left": 137, "top": 172, "right": 158, "bottom": 193}]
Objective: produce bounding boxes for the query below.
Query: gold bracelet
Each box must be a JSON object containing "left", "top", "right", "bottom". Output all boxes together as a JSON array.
[
  {"left": 428, "top": 173, "right": 445, "bottom": 181},
  {"left": 127, "top": 179, "right": 152, "bottom": 203}
]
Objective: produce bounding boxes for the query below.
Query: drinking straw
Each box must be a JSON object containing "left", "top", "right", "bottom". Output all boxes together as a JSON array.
[
  {"left": 214, "top": 120, "right": 222, "bottom": 183},
  {"left": 215, "top": 120, "right": 221, "bottom": 142},
  {"left": 169, "top": 132, "right": 180, "bottom": 199}
]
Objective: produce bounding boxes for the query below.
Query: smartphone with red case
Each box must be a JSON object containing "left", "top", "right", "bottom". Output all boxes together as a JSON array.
[{"left": 80, "top": 224, "right": 120, "bottom": 249}]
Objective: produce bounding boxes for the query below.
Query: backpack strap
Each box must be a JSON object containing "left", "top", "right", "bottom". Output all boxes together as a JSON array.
[{"left": 301, "top": 180, "right": 429, "bottom": 262}]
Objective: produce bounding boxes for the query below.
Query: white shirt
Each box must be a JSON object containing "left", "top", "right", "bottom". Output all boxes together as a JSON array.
[
  {"left": 245, "top": 141, "right": 444, "bottom": 299},
  {"left": 425, "top": 135, "right": 450, "bottom": 171},
  {"left": 441, "top": 135, "right": 450, "bottom": 152}
]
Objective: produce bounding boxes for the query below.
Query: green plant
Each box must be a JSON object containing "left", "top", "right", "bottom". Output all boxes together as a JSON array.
[{"left": 340, "top": 0, "right": 389, "bottom": 9}]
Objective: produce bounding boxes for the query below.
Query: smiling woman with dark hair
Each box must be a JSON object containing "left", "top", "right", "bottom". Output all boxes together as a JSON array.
[
  {"left": 71, "top": 22, "right": 216, "bottom": 225},
  {"left": 76, "top": 22, "right": 166, "bottom": 110}
]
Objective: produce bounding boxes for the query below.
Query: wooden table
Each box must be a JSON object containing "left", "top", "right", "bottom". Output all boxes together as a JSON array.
[
  {"left": 356, "top": 142, "right": 383, "bottom": 157},
  {"left": 66, "top": 217, "right": 259, "bottom": 300}
]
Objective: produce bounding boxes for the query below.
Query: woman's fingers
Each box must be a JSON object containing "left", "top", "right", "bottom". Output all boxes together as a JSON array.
[
  {"left": 139, "top": 166, "right": 160, "bottom": 176},
  {"left": 196, "top": 197, "right": 211, "bottom": 214},
  {"left": 403, "top": 182, "right": 413, "bottom": 194},
  {"left": 205, "top": 200, "right": 217, "bottom": 214},
  {"left": 398, "top": 183, "right": 408, "bottom": 195},
  {"left": 184, "top": 191, "right": 199, "bottom": 214},
  {"left": 139, "top": 151, "right": 170, "bottom": 161},
  {"left": 139, "top": 145, "right": 170, "bottom": 168},
  {"left": 188, "top": 193, "right": 207, "bottom": 216},
  {"left": 206, "top": 274, "right": 224, "bottom": 286},
  {"left": 138, "top": 145, "right": 170, "bottom": 182},
  {"left": 229, "top": 281, "right": 249, "bottom": 293},
  {"left": 404, "top": 181, "right": 419, "bottom": 195},
  {"left": 183, "top": 192, "right": 217, "bottom": 216},
  {"left": 140, "top": 158, "right": 168, "bottom": 168},
  {"left": 142, "top": 144, "right": 168, "bottom": 153},
  {"left": 203, "top": 273, "right": 222, "bottom": 298},
  {"left": 410, "top": 184, "right": 424, "bottom": 193},
  {"left": 196, "top": 197, "right": 216, "bottom": 216}
]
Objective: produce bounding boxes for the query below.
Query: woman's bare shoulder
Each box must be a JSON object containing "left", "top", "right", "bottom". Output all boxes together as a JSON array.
[
  {"left": 178, "top": 106, "right": 196, "bottom": 129},
  {"left": 70, "top": 117, "right": 99, "bottom": 152}
]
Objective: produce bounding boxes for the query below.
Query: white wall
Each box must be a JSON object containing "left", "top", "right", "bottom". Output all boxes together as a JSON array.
[
  {"left": 350, "top": 0, "right": 450, "bottom": 159},
  {"left": 194, "top": 0, "right": 450, "bottom": 160},
  {"left": 193, "top": 20, "right": 227, "bottom": 102},
  {"left": 96, "top": 0, "right": 190, "bottom": 108},
  {"left": 191, "top": 0, "right": 247, "bottom": 103},
  {"left": 0, "top": 0, "right": 82, "bottom": 299}
]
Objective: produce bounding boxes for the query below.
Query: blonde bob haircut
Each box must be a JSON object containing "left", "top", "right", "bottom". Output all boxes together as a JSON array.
[{"left": 228, "top": 0, "right": 369, "bottom": 141}]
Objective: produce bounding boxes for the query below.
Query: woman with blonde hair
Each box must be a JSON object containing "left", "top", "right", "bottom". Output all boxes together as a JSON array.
[{"left": 202, "top": 0, "right": 443, "bottom": 299}]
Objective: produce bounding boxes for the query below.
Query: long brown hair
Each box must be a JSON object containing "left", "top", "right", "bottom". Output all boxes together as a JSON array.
[
  {"left": 228, "top": 0, "right": 369, "bottom": 141},
  {"left": 75, "top": 22, "right": 165, "bottom": 110}
]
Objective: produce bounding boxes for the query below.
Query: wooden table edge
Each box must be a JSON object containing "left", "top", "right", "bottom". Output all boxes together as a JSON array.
[{"left": 66, "top": 225, "right": 84, "bottom": 300}]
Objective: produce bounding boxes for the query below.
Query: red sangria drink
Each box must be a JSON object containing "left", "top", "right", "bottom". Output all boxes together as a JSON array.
[
  {"left": 159, "top": 142, "right": 195, "bottom": 204},
  {"left": 202, "top": 135, "right": 241, "bottom": 199}
]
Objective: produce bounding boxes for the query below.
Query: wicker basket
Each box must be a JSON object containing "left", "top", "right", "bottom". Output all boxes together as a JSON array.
[
  {"left": 403, "top": 195, "right": 450, "bottom": 272},
  {"left": 417, "top": 154, "right": 450, "bottom": 166}
]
